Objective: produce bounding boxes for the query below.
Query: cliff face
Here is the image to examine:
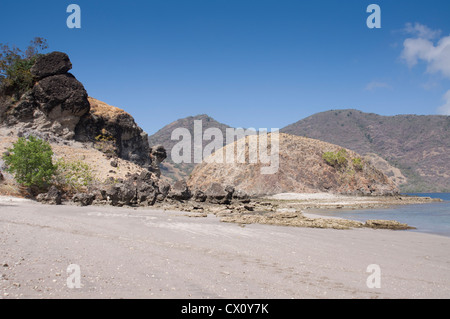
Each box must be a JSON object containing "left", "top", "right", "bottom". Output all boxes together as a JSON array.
[
  {"left": 0, "top": 51, "right": 153, "bottom": 169},
  {"left": 188, "top": 133, "right": 398, "bottom": 196},
  {"left": 0, "top": 52, "right": 90, "bottom": 139},
  {"left": 75, "top": 97, "right": 152, "bottom": 169}
]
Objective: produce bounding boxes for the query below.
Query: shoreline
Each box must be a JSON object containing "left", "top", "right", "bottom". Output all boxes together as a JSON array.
[
  {"left": 260, "top": 192, "right": 442, "bottom": 210},
  {"left": 209, "top": 193, "right": 442, "bottom": 231},
  {"left": 1, "top": 198, "right": 449, "bottom": 298},
  {"left": 0, "top": 193, "right": 442, "bottom": 232}
]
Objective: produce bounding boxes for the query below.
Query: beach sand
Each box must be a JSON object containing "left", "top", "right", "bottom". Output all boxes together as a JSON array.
[{"left": 1, "top": 196, "right": 449, "bottom": 299}]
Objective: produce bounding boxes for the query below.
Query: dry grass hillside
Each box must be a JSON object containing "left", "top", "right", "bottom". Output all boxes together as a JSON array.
[
  {"left": 0, "top": 130, "right": 146, "bottom": 197},
  {"left": 188, "top": 133, "right": 398, "bottom": 196},
  {"left": 87, "top": 97, "right": 131, "bottom": 121},
  {"left": 282, "top": 109, "right": 450, "bottom": 192}
]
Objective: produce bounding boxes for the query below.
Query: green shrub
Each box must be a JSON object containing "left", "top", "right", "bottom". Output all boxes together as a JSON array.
[
  {"left": 2, "top": 136, "right": 56, "bottom": 189},
  {"left": 322, "top": 149, "right": 348, "bottom": 169},
  {"left": 352, "top": 157, "right": 364, "bottom": 171},
  {"left": 54, "top": 158, "right": 95, "bottom": 194}
]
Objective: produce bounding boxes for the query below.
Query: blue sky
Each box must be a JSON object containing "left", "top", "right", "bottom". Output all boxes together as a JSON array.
[{"left": 1, "top": 0, "right": 450, "bottom": 135}]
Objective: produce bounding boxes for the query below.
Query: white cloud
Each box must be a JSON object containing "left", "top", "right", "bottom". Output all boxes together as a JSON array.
[
  {"left": 404, "top": 22, "right": 441, "bottom": 40},
  {"left": 400, "top": 23, "right": 450, "bottom": 115},
  {"left": 401, "top": 33, "right": 450, "bottom": 77},
  {"left": 365, "top": 81, "right": 391, "bottom": 91},
  {"left": 437, "top": 90, "right": 450, "bottom": 115}
]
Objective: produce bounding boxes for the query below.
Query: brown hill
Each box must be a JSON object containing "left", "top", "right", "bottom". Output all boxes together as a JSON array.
[
  {"left": 281, "top": 109, "right": 450, "bottom": 192},
  {"left": 148, "top": 114, "right": 231, "bottom": 181},
  {"left": 188, "top": 133, "right": 398, "bottom": 196}
]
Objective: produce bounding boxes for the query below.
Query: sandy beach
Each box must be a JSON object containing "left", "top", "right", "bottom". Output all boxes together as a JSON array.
[{"left": 1, "top": 195, "right": 449, "bottom": 299}]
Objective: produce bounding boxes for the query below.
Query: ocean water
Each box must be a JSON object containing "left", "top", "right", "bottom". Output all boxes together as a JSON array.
[{"left": 311, "top": 193, "right": 450, "bottom": 237}]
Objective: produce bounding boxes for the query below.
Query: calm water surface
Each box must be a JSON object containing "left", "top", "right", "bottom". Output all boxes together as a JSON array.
[{"left": 311, "top": 193, "right": 450, "bottom": 237}]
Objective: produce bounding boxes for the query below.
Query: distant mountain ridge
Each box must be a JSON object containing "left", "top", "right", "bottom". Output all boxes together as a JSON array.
[
  {"left": 281, "top": 109, "right": 450, "bottom": 192},
  {"left": 148, "top": 109, "right": 449, "bottom": 192},
  {"left": 148, "top": 114, "right": 231, "bottom": 181}
]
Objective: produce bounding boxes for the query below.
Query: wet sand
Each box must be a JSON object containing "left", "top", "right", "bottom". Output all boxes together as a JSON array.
[{"left": 1, "top": 197, "right": 449, "bottom": 299}]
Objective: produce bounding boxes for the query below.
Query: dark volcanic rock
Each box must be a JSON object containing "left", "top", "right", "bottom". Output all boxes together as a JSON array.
[
  {"left": 149, "top": 145, "right": 167, "bottom": 177},
  {"left": 105, "top": 182, "right": 136, "bottom": 207},
  {"left": 167, "top": 180, "right": 192, "bottom": 201},
  {"left": 156, "top": 180, "right": 170, "bottom": 202},
  {"left": 73, "top": 192, "right": 95, "bottom": 206},
  {"left": 90, "top": 170, "right": 163, "bottom": 207},
  {"left": 75, "top": 97, "right": 152, "bottom": 168},
  {"left": 36, "top": 186, "right": 62, "bottom": 205},
  {"left": 193, "top": 190, "right": 207, "bottom": 202},
  {"left": 151, "top": 145, "right": 167, "bottom": 164},
  {"left": 205, "top": 183, "right": 234, "bottom": 205},
  {"left": 135, "top": 170, "right": 157, "bottom": 205},
  {"left": 32, "top": 73, "right": 90, "bottom": 138},
  {"left": 33, "top": 74, "right": 89, "bottom": 116},
  {"left": 1, "top": 51, "right": 90, "bottom": 140},
  {"left": 232, "top": 189, "right": 251, "bottom": 203},
  {"left": 30, "top": 52, "right": 72, "bottom": 79}
]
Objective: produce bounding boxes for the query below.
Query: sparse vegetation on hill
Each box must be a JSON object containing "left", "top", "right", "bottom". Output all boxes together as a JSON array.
[
  {"left": 188, "top": 133, "right": 398, "bottom": 196},
  {"left": 282, "top": 109, "right": 450, "bottom": 192},
  {"left": 322, "top": 149, "right": 349, "bottom": 171},
  {"left": 54, "top": 158, "right": 96, "bottom": 195}
]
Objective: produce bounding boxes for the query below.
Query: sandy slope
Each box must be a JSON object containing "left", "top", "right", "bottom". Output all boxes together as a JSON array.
[
  {"left": 0, "top": 127, "right": 146, "bottom": 189},
  {"left": 1, "top": 198, "right": 449, "bottom": 299}
]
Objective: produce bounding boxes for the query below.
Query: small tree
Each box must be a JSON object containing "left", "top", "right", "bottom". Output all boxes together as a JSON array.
[
  {"left": 0, "top": 37, "right": 48, "bottom": 98},
  {"left": 3, "top": 136, "right": 56, "bottom": 189}
]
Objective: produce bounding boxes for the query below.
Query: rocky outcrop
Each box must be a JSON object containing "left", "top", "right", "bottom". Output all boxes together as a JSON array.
[
  {"left": 166, "top": 180, "right": 192, "bottom": 201},
  {"left": 204, "top": 183, "right": 235, "bottom": 205},
  {"left": 32, "top": 73, "right": 90, "bottom": 139},
  {"left": 74, "top": 97, "right": 153, "bottom": 168},
  {"left": 36, "top": 186, "right": 62, "bottom": 205},
  {"left": 72, "top": 192, "right": 95, "bottom": 207},
  {"left": 92, "top": 171, "right": 161, "bottom": 207},
  {"left": 219, "top": 210, "right": 417, "bottom": 231},
  {"left": 0, "top": 51, "right": 155, "bottom": 168},
  {"left": 149, "top": 145, "right": 167, "bottom": 177},
  {"left": 30, "top": 51, "right": 72, "bottom": 79},
  {"left": 364, "top": 220, "right": 416, "bottom": 230},
  {"left": 1, "top": 52, "right": 90, "bottom": 139}
]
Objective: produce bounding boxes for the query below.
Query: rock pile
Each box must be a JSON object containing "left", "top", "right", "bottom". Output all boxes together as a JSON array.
[
  {"left": 35, "top": 186, "right": 62, "bottom": 205},
  {"left": 36, "top": 172, "right": 250, "bottom": 210}
]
